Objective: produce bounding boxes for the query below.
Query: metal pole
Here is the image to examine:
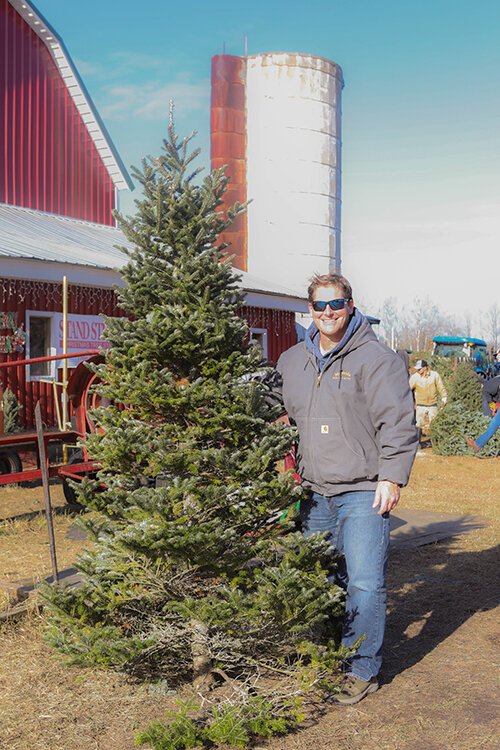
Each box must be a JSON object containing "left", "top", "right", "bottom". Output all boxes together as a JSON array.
[
  {"left": 62, "top": 275, "right": 69, "bottom": 430},
  {"left": 0, "top": 350, "right": 100, "bottom": 370},
  {"left": 52, "top": 380, "right": 63, "bottom": 431},
  {"left": 34, "top": 401, "right": 59, "bottom": 583}
]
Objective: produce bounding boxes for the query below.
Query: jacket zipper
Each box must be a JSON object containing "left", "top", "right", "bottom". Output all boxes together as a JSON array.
[{"left": 308, "top": 358, "right": 323, "bottom": 482}]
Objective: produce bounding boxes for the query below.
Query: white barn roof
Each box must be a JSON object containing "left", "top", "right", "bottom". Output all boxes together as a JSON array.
[
  {"left": 0, "top": 204, "right": 128, "bottom": 269},
  {"left": 0, "top": 204, "right": 308, "bottom": 312}
]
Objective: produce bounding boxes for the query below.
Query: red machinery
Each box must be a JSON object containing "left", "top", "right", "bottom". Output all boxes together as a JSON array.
[{"left": 0, "top": 351, "right": 103, "bottom": 501}]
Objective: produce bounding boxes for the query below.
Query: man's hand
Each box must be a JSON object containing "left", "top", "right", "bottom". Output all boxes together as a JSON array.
[{"left": 373, "top": 480, "right": 400, "bottom": 515}]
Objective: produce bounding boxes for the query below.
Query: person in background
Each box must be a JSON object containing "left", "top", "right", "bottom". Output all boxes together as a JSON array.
[
  {"left": 466, "top": 405, "right": 500, "bottom": 451},
  {"left": 276, "top": 273, "right": 418, "bottom": 705},
  {"left": 466, "top": 375, "right": 500, "bottom": 451},
  {"left": 409, "top": 359, "right": 448, "bottom": 444},
  {"left": 480, "top": 374, "right": 500, "bottom": 417}
]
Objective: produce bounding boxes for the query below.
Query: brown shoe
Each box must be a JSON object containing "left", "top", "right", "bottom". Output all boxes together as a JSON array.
[
  {"left": 466, "top": 437, "right": 480, "bottom": 452},
  {"left": 331, "top": 675, "right": 379, "bottom": 705}
]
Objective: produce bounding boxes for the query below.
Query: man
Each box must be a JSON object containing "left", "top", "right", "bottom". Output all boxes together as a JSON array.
[
  {"left": 276, "top": 273, "right": 418, "bottom": 705},
  {"left": 409, "top": 360, "right": 447, "bottom": 443}
]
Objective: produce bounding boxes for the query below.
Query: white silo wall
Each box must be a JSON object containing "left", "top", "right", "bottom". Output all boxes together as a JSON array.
[{"left": 245, "top": 53, "right": 343, "bottom": 293}]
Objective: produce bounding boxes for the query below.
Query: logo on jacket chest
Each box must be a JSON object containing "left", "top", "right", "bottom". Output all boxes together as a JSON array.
[{"left": 332, "top": 371, "right": 352, "bottom": 380}]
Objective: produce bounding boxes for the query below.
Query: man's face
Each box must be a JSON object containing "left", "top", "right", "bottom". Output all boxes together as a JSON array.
[{"left": 308, "top": 285, "right": 355, "bottom": 345}]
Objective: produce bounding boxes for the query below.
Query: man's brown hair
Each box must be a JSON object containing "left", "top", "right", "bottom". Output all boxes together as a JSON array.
[{"left": 307, "top": 273, "right": 353, "bottom": 302}]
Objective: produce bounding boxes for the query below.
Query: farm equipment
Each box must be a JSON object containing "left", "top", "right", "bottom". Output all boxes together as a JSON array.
[
  {"left": 432, "top": 336, "right": 498, "bottom": 379},
  {"left": 0, "top": 351, "right": 103, "bottom": 503}
]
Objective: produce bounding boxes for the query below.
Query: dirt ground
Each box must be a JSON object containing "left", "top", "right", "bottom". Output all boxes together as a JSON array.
[{"left": 0, "top": 453, "right": 498, "bottom": 750}]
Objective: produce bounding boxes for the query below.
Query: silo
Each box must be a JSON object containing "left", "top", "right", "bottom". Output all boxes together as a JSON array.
[
  {"left": 246, "top": 53, "right": 343, "bottom": 290},
  {"left": 211, "top": 52, "right": 343, "bottom": 291}
]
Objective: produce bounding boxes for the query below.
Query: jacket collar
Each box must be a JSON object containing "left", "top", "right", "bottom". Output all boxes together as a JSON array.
[{"left": 305, "top": 308, "right": 365, "bottom": 371}]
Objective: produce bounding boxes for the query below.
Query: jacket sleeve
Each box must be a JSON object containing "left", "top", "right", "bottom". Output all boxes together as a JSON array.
[
  {"left": 482, "top": 377, "right": 500, "bottom": 416},
  {"left": 262, "top": 356, "right": 284, "bottom": 415},
  {"left": 364, "top": 353, "right": 419, "bottom": 486}
]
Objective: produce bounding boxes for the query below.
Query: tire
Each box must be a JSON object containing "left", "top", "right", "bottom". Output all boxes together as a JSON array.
[
  {"left": 61, "top": 449, "right": 85, "bottom": 508},
  {"left": 0, "top": 450, "right": 22, "bottom": 477}
]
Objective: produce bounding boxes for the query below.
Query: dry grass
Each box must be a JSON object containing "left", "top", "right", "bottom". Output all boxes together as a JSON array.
[
  {"left": 0, "top": 484, "right": 90, "bottom": 611},
  {"left": 403, "top": 450, "right": 499, "bottom": 517},
  {"left": 0, "top": 481, "right": 68, "bottom": 520},
  {"left": 0, "top": 457, "right": 498, "bottom": 750},
  {"left": 0, "top": 614, "right": 176, "bottom": 750}
]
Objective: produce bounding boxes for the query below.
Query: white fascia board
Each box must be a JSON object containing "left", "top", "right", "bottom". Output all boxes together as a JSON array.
[
  {"left": 243, "top": 291, "right": 308, "bottom": 313},
  {"left": 1, "top": 258, "right": 124, "bottom": 288},
  {"left": 2, "top": 262, "right": 306, "bottom": 312}
]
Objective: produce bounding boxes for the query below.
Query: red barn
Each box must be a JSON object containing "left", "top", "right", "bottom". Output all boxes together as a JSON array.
[
  {"left": 0, "top": 0, "right": 134, "bottom": 428},
  {"left": 0, "top": 0, "right": 304, "bottom": 433},
  {"left": 0, "top": 0, "right": 132, "bottom": 223}
]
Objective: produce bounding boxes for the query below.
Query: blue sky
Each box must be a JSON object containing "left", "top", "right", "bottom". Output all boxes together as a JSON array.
[{"left": 36, "top": 0, "right": 500, "bottom": 332}]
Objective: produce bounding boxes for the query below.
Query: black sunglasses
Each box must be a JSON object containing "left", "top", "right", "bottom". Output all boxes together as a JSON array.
[{"left": 311, "top": 298, "right": 351, "bottom": 312}]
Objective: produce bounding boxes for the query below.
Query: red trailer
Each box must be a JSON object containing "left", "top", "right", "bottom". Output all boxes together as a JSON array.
[{"left": 0, "top": 351, "right": 103, "bottom": 501}]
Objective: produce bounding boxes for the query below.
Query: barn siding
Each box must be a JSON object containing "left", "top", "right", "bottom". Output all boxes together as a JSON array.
[
  {"left": 241, "top": 305, "right": 297, "bottom": 364},
  {"left": 0, "top": 279, "right": 297, "bottom": 429},
  {"left": 0, "top": 277, "right": 120, "bottom": 428},
  {"left": 0, "top": 0, "right": 115, "bottom": 224}
]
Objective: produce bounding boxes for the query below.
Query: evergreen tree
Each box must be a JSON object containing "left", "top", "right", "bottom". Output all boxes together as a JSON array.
[
  {"left": 430, "top": 361, "right": 499, "bottom": 456},
  {"left": 446, "top": 361, "right": 482, "bottom": 411},
  {"left": 3, "top": 387, "right": 22, "bottom": 433},
  {"left": 42, "top": 121, "right": 347, "bottom": 743},
  {"left": 429, "top": 355, "right": 456, "bottom": 389},
  {"left": 430, "top": 402, "right": 500, "bottom": 456}
]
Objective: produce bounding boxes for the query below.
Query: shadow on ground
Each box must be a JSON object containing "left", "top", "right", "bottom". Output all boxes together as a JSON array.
[{"left": 383, "top": 536, "right": 500, "bottom": 683}]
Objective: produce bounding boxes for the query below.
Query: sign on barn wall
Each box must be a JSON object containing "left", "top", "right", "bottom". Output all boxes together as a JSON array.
[
  {"left": 26, "top": 311, "right": 110, "bottom": 378},
  {"left": 56, "top": 315, "right": 109, "bottom": 352}
]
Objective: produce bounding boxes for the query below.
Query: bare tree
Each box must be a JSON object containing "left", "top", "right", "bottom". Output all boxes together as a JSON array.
[
  {"left": 378, "top": 297, "right": 400, "bottom": 348},
  {"left": 486, "top": 303, "right": 499, "bottom": 350},
  {"left": 397, "top": 297, "right": 460, "bottom": 352},
  {"left": 463, "top": 310, "right": 473, "bottom": 338}
]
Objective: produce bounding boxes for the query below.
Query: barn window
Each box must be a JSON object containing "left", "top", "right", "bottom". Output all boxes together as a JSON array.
[
  {"left": 27, "top": 314, "right": 54, "bottom": 379},
  {"left": 249, "top": 327, "right": 268, "bottom": 359}
]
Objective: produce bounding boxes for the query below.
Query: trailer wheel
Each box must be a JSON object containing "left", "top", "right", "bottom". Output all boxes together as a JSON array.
[
  {"left": 61, "top": 449, "right": 85, "bottom": 508},
  {"left": 0, "top": 450, "right": 22, "bottom": 477}
]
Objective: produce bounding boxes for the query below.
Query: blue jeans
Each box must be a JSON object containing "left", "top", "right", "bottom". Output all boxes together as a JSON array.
[
  {"left": 301, "top": 490, "right": 390, "bottom": 681},
  {"left": 476, "top": 409, "right": 500, "bottom": 448}
]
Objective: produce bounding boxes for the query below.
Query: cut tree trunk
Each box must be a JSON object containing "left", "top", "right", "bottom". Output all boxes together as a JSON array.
[{"left": 190, "top": 618, "right": 214, "bottom": 689}]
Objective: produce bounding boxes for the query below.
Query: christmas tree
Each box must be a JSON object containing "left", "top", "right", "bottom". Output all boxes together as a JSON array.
[
  {"left": 430, "top": 362, "right": 499, "bottom": 456},
  {"left": 445, "top": 361, "right": 482, "bottom": 412},
  {"left": 42, "top": 118, "right": 347, "bottom": 745},
  {"left": 2, "top": 387, "right": 22, "bottom": 433}
]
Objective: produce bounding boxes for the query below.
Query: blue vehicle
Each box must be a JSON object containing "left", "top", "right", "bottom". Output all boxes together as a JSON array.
[{"left": 432, "top": 336, "right": 496, "bottom": 379}]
